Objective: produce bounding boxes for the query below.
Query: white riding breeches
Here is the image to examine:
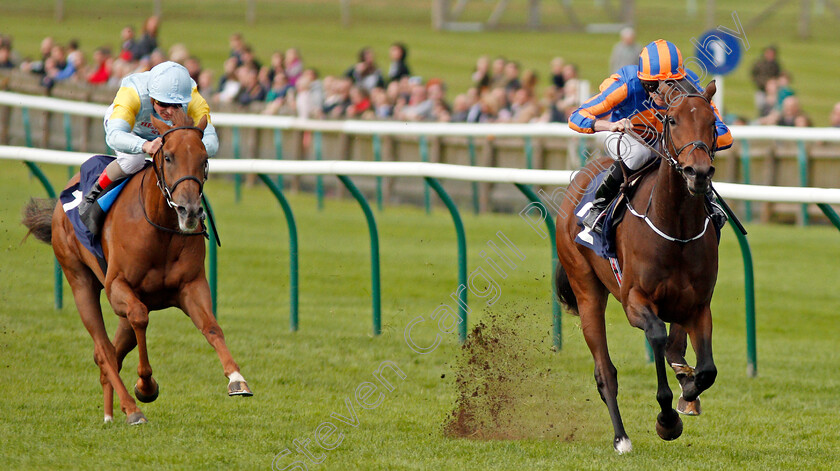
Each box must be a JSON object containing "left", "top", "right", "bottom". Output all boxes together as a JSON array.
[
  {"left": 601, "top": 132, "right": 660, "bottom": 171},
  {"left": 114, "top": 151, "right": 150, "bottom": 174}
]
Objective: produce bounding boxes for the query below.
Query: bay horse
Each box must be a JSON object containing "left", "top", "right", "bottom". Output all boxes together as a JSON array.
[
  {"left": 555, "top": 81, "right": 720, "bottom": 453},
  {"left": 23, "top": 109, "right": 252, "bottom": 425}
]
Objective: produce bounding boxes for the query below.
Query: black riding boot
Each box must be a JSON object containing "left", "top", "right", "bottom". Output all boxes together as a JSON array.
[
  {"left": 77, "top": 182, "right": 104, "bottom": 235},
  {"left": 706, "top": 189, "right": 728, "bottom": 229},
  {"left": 582, "top": 161, "right": 624, "bottom": 234}
]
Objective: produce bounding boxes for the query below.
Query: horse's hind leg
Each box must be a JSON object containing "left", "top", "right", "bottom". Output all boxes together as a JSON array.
[
  {"left": 107, "top": 278, "right": 159, "bottom": 405},
  {"left": 577, "top": 288, "right": 631, "bottom": 453},
  {"left": 70, "top": 279, "right": 144, "bottom": 423},
  {"left": 179, "top": 279, "right": 252, "bottom": 396},
  {"left": 665, "top": 324, "right": 701, "bottom": 416},
  {"left": 625, "top": 293, "right": 682, "bottom": 441}
]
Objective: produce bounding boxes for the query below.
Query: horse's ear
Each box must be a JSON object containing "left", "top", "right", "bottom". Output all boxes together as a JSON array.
[
  {"left": 703, "top": 80, "right": 717, "bottom": 102},
  {"left": 196, "top": 115, "right": 208, "bottom": 132},
  {"left": 151, "top": 114, "right": 170, "bottom": 135}
]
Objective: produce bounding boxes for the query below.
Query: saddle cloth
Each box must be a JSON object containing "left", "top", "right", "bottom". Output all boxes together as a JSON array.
[{"left": 58, "top": 155, "right": 135, "bottom": 262}]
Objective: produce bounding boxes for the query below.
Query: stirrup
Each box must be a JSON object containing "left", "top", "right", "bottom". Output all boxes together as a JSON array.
[{"left": 582, "top": 204, "right": 607, "bottom": 232}]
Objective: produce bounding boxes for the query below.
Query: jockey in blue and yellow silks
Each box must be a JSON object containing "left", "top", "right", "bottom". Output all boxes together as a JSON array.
[
  {"left": 78, "top": 61, "right": 219, "bottom": 234},
  {"left": 569, "top": 39, "right": 733, "bottom": 234}
]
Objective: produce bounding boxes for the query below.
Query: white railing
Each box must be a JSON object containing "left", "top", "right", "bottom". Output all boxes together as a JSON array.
[
  {"left": 3, "top": 90, "right": 840, "bottom": 141},
  {"left": 3, "top": 145, "right": 840, "bottom": 204}
]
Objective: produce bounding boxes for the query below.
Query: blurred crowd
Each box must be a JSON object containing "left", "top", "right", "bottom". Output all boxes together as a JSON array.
[{"left": 3, "top": 21, "right": 840, "bottom": 128}]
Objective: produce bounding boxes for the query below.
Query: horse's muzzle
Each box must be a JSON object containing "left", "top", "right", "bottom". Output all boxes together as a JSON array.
[
  {"left": 175, "top": 203, "right": 204, "bottom": 232},
  {"left": 683, "top": 165, "right": 715, "bottom": 195}
]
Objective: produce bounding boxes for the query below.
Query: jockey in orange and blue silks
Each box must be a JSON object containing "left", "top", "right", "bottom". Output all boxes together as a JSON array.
[
  {"left": 570, "top": 39, "right": 732, "bottom": 234},
  {"left": 78, "top": 61, "right": 218, "bottom": 232}
]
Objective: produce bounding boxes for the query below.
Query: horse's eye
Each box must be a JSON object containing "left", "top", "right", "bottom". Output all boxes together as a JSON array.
[
  {"left": 164, "top": 153, "right": 172, "bottom": 163},
  {"left": 668, "top": 116, "right": 677, "bottom": 126}
]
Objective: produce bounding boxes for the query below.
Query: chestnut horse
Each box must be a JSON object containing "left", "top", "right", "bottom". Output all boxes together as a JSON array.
[
  {"left": 555, "top": 81, "right": 720, "bottom": 453},
  {"left": 23, "top": 109, "right": 251, "bottom": 425}
]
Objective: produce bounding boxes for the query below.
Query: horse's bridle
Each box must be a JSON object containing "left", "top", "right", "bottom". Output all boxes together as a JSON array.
[
  {"left": 140, "top": 125, "right": 209, "bottom": 237},
  {"left": 153, "top": 125, "right": 208, "bottom": 210},
  {"left": 659, "top": 93, "right": 717, "bottom": 174}
]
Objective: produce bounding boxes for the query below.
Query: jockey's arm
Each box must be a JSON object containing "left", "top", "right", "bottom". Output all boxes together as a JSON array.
[
  {"left": 104, "top": 86, "right": 148, "bottom": 155},
  {"left": 569, "top": 74, "right": 628, "bottom": 134},
  {"left": 187, "top": 88, "right": 220, "bottom": 157}
]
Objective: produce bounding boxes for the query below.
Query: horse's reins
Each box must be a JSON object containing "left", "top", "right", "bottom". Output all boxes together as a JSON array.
[
  {"left": 139, "top": 125, "right": 221, "bottom": 246},
  {"left": 615, "top": 91, "right": 717, "bottom": 244}
]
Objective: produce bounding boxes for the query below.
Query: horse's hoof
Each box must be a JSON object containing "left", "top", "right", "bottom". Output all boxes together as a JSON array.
[
  {"left": 126, "top": 412, "right": 148, "bottom": 425},
  {"left": 228, "top": 380, "right": 253, "bottom": 397},
  {"left": 655, "top": 410, "right": 683, "bottom": 441},
  {"left": 613, "top": 437, "right": 633, "bottom": 454},
  {"left": 134, "top": 379, "right": 159, "bottom": 403},
  {"left": 677, "top": 395, "right": 701, "bottom": 416}
]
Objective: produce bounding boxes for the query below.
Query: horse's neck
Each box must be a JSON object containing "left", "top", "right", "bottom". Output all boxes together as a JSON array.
[{"left": 646, "top": 158, "right": 706, "bottom": 239}]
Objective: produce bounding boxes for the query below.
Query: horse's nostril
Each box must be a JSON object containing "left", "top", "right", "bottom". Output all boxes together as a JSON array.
[
  {"left": 684, "top": 166, "right": 696, "bottom": 178},
  {"left": 708, "top": 166, "right": 716, "bottom": 179},
  {"left": 176, "top": 206, "right": 188, "bottom": 217}
]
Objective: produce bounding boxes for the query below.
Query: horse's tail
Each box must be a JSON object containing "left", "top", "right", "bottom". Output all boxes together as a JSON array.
[
  {"left": 554, "top": 262, "right": 579, "bottom": 316},
  {"left": 22, "top": 198, "right": 56, "bottom": 244}
]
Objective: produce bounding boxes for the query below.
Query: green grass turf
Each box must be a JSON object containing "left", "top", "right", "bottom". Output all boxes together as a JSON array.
[
  {"left": 1, "top": 158, "right": 840, "bottom": 469},
  {"left": 2, "top": 0, "right": 840, "bottom": 124}
]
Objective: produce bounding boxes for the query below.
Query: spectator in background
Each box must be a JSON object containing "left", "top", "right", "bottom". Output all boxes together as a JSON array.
[
  {"left": 550, "top": 57, "right": 565, "bottom": 89},
  {"left": 471, "top": 55, "right": 491, "bottom": 91},
  {"left": 0, "top": 44, "right": 15, "bottom": 69},
  {"left": 370, "top": 86, "right": 393, "bottom": 119},
  {"left": 134, "top": 15, "right": 160, "bottom": 60},
  {"left": 830, "top": 102, "right": 840, "bottom": 127},
  {"left": 197, "top": 69, "right": 215, "bottom": 98},
  {"left": 118, "top": 26, "right": 137, "bottom": 61},
  {"left": 184, "top": 56, "right": 202, "bottom": 82},
  {"left": 751, "top": 45, "right": 782, "bottom": 117},
  {"left": 395, "top": 78, "right": 433, "bottom": 121},
  {"left": 215, "top": 57, "right": 242, "bottom": 103},
  {"left": 229, "top": 33, "right": 246, "bottom": 66},
  {"left": 346, "top": 86, "right": 372, "bottom": 118},
  {"left": 387, "top": 42, "right": 410, "bottom": 83},
  {"left": 323, "top": 76, "right": 352, "bottom": 118},
  {"left": 609, "top": 27, "right": 639, "bottom": 73},
  {"left": 449, "top": 94, "right": 470, "bottom": 122},
  {"left": 502, "top": 60, "right": 522, "bottom": 95},
  {"left": 87, "top": 47, "right": 112, "bottom": 85},
  {"left": 235, "top": 64, "right": 267, "bottom": 107},
  {"left": 346, "top": 47, "right": 384, "bottom": 91},
  {"left": 489, "top": 56, "right": 506, "bottom": 89},
  {"left": 20, "top": 36, "right": 54, "bottom": 74},
  {"left": 168, "top": 43, "right": 190, "bottom": 65},
  {"left": 284, "top": 48, "right": 303, "bottom": 86},
  {"left": 265, "top": 69, "right": 293, "bottom": 103},
  {"left": 757, "top": 95, "right": 810, "bottom": 127}
]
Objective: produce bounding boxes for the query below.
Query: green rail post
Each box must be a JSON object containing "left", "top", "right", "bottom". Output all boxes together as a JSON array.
[
  {"left": 424, "top": 177, "right": 468, "bottom": 343},
  {"left": 524, "top": 137, "right": 533, "bottom": 170},
  {"left": 315, "top": 131, "right": 324, "bottom": 211},
  {"left": 817, "top": 204, "right": 840, "bottom": 231},
  {"left": 419, "top": 136, "right": 431, "bottom": 214},
  {"left": 232, "top": 127, "right": 242, "bottom": 203},
  {"left": 722, "top": 204, "right": 757, "bottom": 377},
  {"left": 202, "top": 195, "right": 219, "bottom": 318},
  {"left": 337, "top": 175, "right": 381, "bottom": 336},
  {"left": 64, "top": 113, "right": 75, "bottom": 178},
  {"left": 578, "top": 138, "right": 588, "bottom": 167},
  {"left": 372, "top": 134, "right": 383, "bottom": 211},
  {"left": 258, "top": 174, "right": 300, "bottom": 331},
  {"left": 740, "top": 139, "right": 752, "bottom": 223},
  {"left": 797, "top": 140, "right": 809, "bottom": 225},
  {"left": 273, "top": 129, "right": 284, "bottom": 190},
  {"left": 468, "top": 137, "right": 479, "bottom": 215},
  {"left": 24, "top": 161, "right": 62, "bottom": 310},
  {"left": 515, "top": 183, "right": 562, "bottom": 350},
  {"left": 22, "top": 107, "right": 32, "bottom": 148}
]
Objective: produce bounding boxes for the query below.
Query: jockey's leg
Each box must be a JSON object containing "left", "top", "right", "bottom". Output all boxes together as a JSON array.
[
  {"left": 581, "top": 160, "right": 623, "bottom": 233},
  {"left": 705, "top": 190, "right": 728, "bottom": 229},
  {"left": 78, "top": 153, "right": 140, "bottom": 235}
]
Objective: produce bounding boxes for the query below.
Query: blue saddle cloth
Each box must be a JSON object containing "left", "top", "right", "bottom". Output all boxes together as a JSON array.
[
  {"left": 58, "top": 155, "right": 132, "bottom": 261},
  {"left": 573, "top": 170, "right": 622, "bottom": 259}
]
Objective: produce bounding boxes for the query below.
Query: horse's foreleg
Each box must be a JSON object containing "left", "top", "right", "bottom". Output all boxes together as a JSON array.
[
  {"left": 179, "top": 280, "right": 252, "bottom": 397},
  {"left": 107, "top": 278, "right": 158, "bottom": 404},
  {"left": 682, "top": 306, "right": 716, "bottom": 403},
  {"left": 579, "top": 295, "right": 631, "bottom": 453},
  {"left": 664, "top": 324, "right": 701, "bottom": 415},
  {"left": 626, "top": 295, "right": 682, "bottom": 441}
]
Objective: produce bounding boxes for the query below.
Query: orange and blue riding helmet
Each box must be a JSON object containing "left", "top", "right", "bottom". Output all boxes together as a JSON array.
[{"left": 637, "top": 39, "right": 685, "bottom": 81}]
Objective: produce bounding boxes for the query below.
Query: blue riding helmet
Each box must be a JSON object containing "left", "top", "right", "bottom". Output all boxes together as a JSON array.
[{"left": 148, "top": 61, "right": 192, "bottom": 104}]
